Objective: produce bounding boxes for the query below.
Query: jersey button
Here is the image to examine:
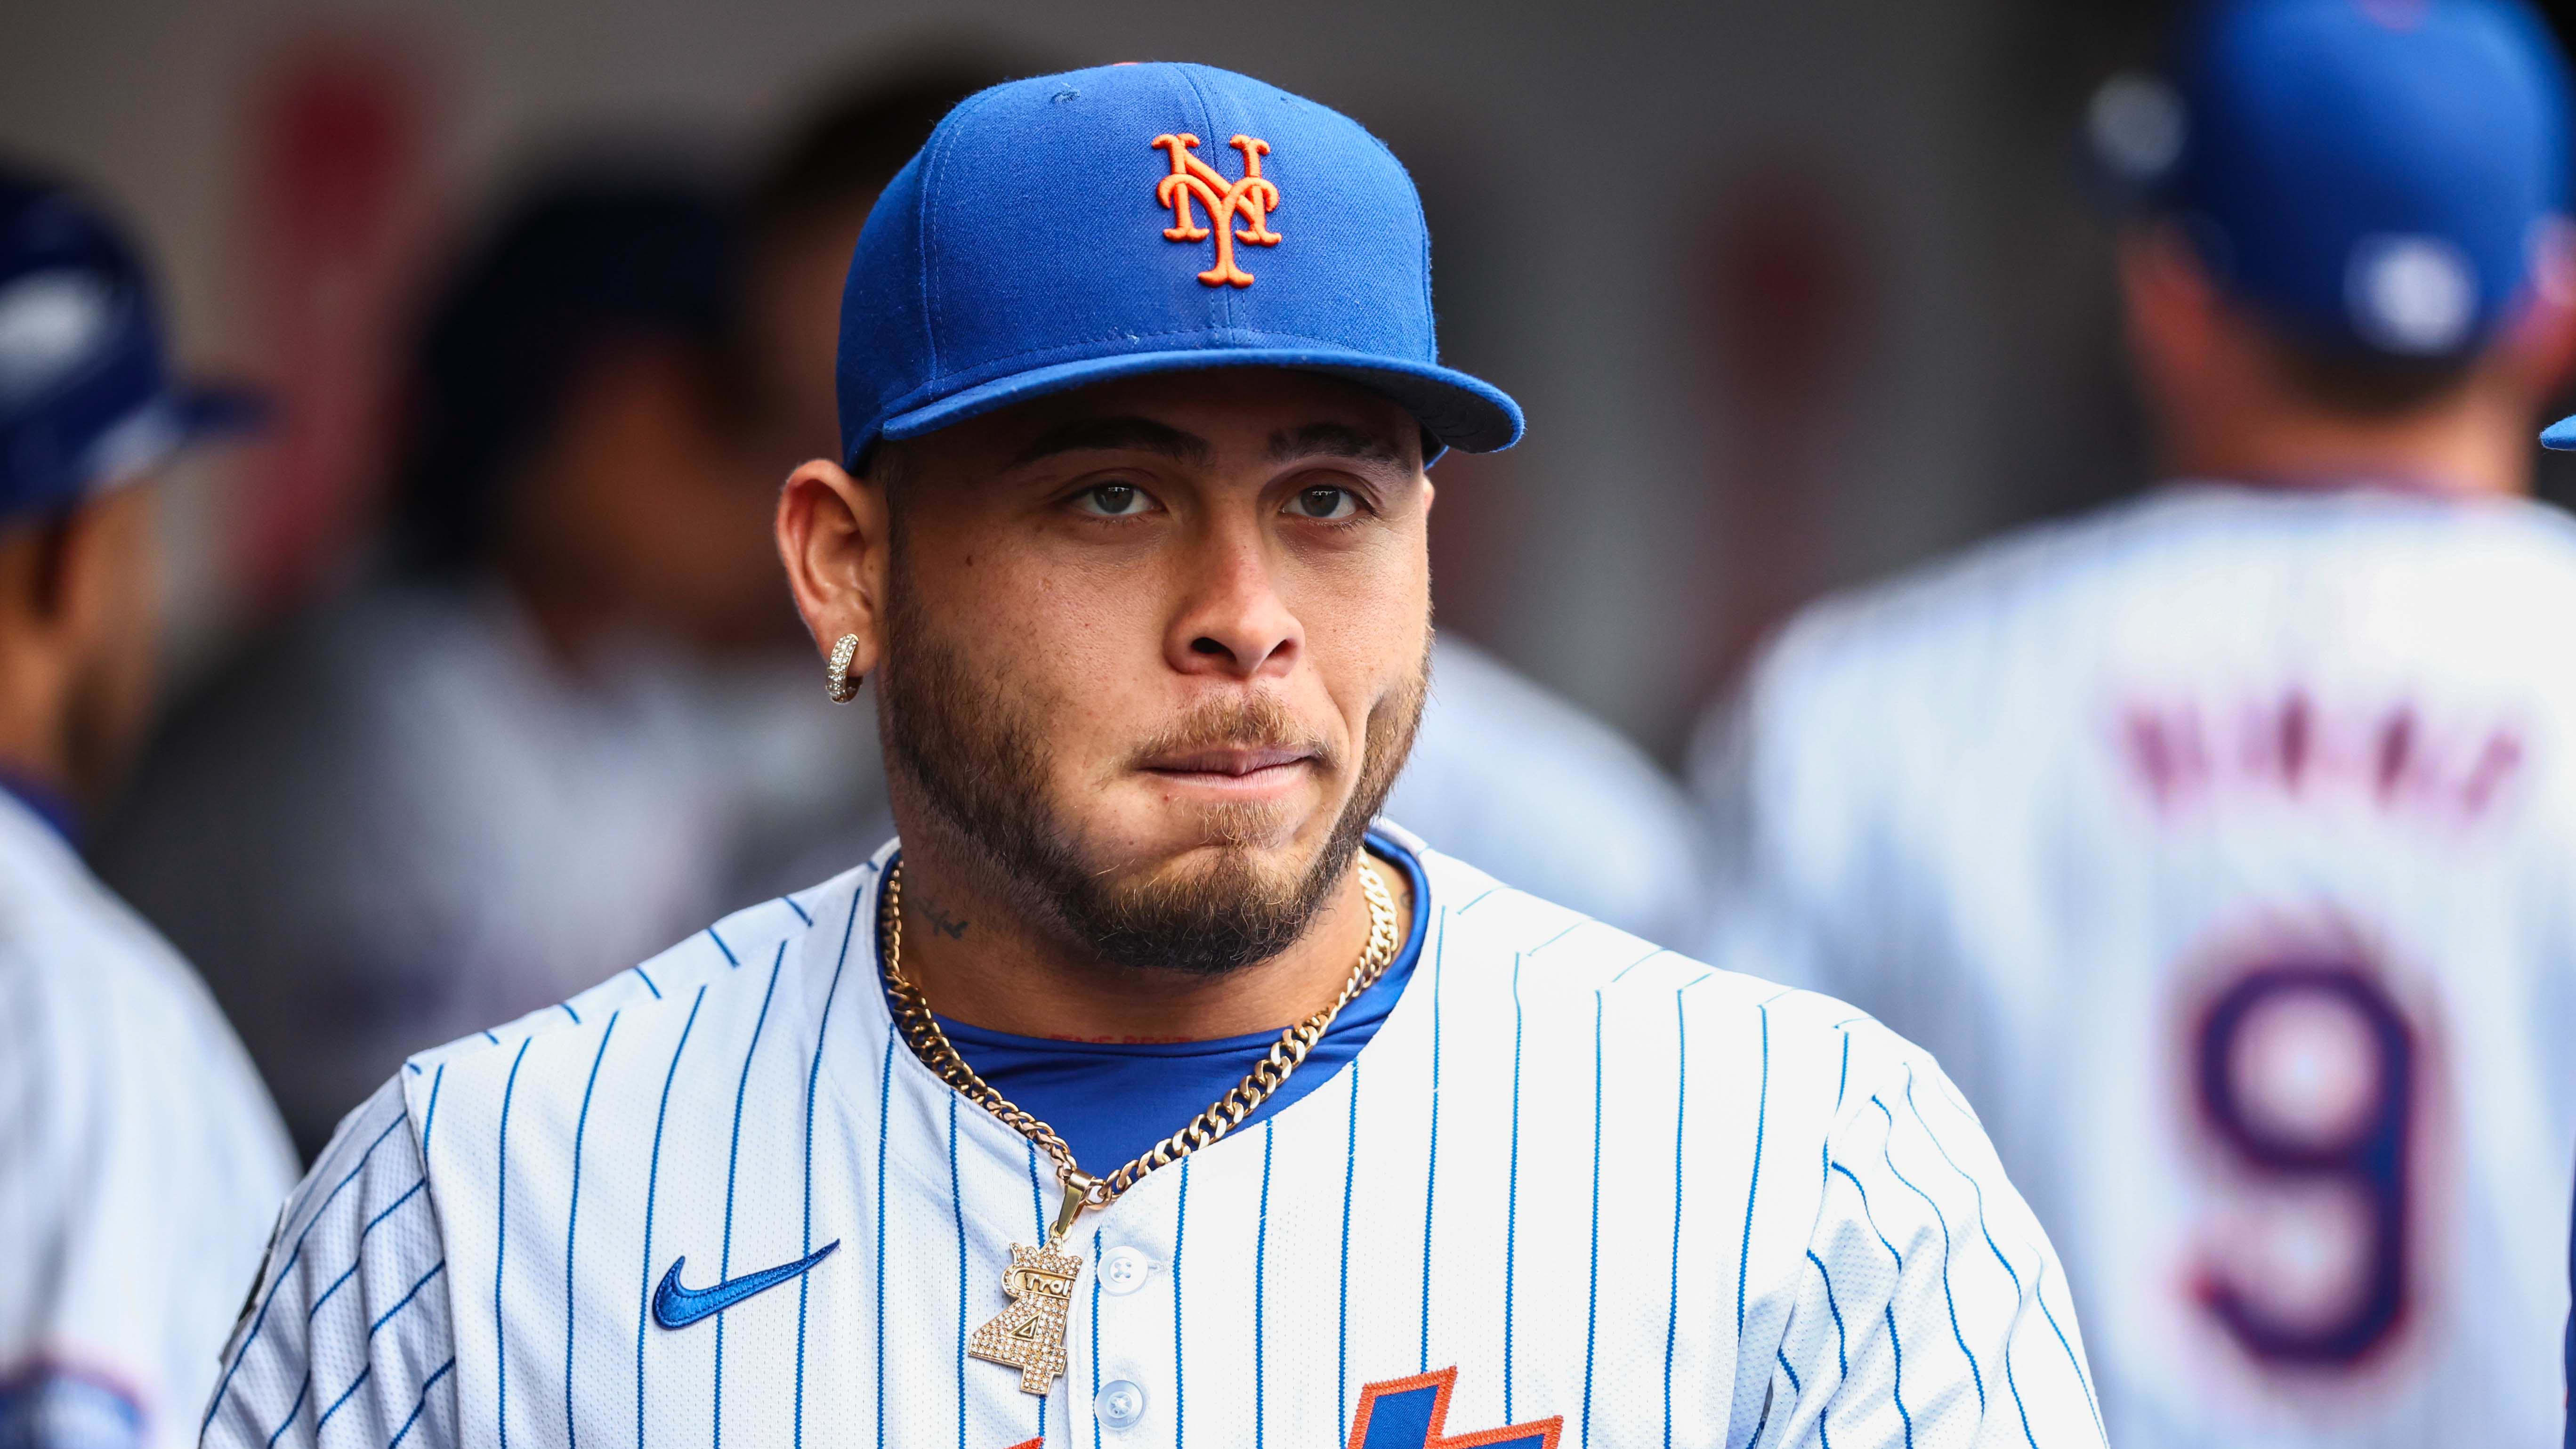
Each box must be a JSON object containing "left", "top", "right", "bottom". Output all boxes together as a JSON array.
[
  {"left": 1094, "top": 1380, "right": 1147, "bottom": 1431},
  {"left": 1098, "top": 1245, "right": 1152, "bottom": 1295}
]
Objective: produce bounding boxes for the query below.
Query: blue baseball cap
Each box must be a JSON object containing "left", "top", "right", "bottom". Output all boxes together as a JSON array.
[
  {"left": 835, "top": 62, "right": 1522, "bottom": 468},
  {"left": 2089, "top": 0, "right": 2572, "bottom": 362},
  {"left": 0, "top": 168, "right": 262, "bottom": 522}
]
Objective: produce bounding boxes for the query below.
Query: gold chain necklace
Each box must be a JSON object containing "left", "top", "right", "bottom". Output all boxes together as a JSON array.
[{"left": 877, "top": 855, "right": 1400, "bottom": 1394}]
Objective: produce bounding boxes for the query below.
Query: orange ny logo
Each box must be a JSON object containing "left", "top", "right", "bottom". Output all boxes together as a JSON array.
[{"left": 1151, "top": 132, "right": 1281, "bottom": 287}]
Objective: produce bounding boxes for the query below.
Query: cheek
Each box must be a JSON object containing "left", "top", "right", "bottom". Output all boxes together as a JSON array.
[
  {"left": 1283, "top": 538, "right": 1429, "bottom": 715},
  {"left": 909, "top": 544, "right": 1166, "bottom": 742}
]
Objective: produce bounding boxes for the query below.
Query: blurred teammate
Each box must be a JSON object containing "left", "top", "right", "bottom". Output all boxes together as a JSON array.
[
  {"left": 99, "top": 173, "right": 863, "bottom": 1154},
  {"left": 0, "top": 167, "right": 294, "bottom": 1449},
  {"left": 744, "top": 63, "right": 1712, "bottom": 945},
  {"left": 1694, "top": 2, "right": 2576, "bottom": 1443},
  {"left": 204, "top": 65, "right": 2097, "bottom": 1449}
]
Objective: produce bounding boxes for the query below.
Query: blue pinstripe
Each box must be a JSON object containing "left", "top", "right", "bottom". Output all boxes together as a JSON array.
[
  {"left": 636, "top": 986, "right": 711, "bottom": 1449},
  {"left": 1024, "top": 1143, "right": 1047, "bottom": 1446},
  {"left": 713, "top": 949, "right": 786, "bottom": 1449},
  {"left": 1528, "top": 920, "right": 1585, "bottom": 955},
  {"left": 1582, "top": 990, "right": 1602, "bottom": 1449},
  {"left": 1255, "top": 1122, "right": 1275, "bottom": 1449},
  {"left": 948, "top": 1093, "right": 965, "bottom": 1449},
  {"left": 420, "top": 1065, "right": 445, "bottom": 1155},
  {"left": 1503, "top": 951, "right": 1526, "bottom": 1420},
  {"left": 496, "top": 1037, "right": 531, "bottom": 1449},
  {"left": 781, "top": 895, "right": 814, "bottom": 926},
  {"left": 1828, "top": 1160, "right": 1913, "bottom": 1446},
  {"left": 1869, "top": 1097, "right": 1983, "bottom": 1411},
  {"left": 873, "top": 1036, "right": 893, "bottom": 1449},
  {"left": 308, "top": 1179, "right": 428, "bottom": 1321},
  {"left": 1174, "top": 1154, "right": 1192, "bottom": 1449},
  {"left": 631, "top": 965, "right": 662, "bottom": 999},
  {"left": 1663, "top": 978, "right": 1710, "bottom": 1449},
  {"left": 1901, "top": 1078, "right": 2040, "bottom": 1449},
  {"left": 798, "top": 874, "right": 867, "bottom": 1449},
  {"left": 1337, "top": 1063, "right": 1360, "bottom": 1429},
  {"left": 373, "top": 1260, "right": 447, "bottom": 1336},
  {"left": 706, "top": 927, "right": 739, "bottom": 967},
  {"left": 1612, "top": 946, "right": 1670, "bottom": 983},
  {"left": 560, "top": 1003, "right": 581, "bottom": 1025},
  {"left": 1808, "top": 1250, "right": 1850, "bottom": 1379},
  {"left": 1739, "top": 1002, "right": 1770, "bottom": 1336},
  {"left": 206, "top": 1111, "right": 412, "bottom": 1433},
  {"left": 316, "top": 1366, "right": 371, "bottom": 1433},
  {"left": 565, "top": 1013, "right": 621, "bottom": 1449},
  {"left": 1090, "top": 1227, "right": 1105, "bottom": 1449},
  {"left": 1419, "top": 908, "right": 1446, "bottom": 1373},
  {"left": 387, "top": 1359, "right": 456, "bottom": 1449},
  {"left": 261, "top": 1379, "right": 308, "bottom": 1448}
]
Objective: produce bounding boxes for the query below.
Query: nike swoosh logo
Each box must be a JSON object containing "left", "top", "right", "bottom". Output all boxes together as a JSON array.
[{"left": 652, "top": 1241, "right": 841, "bottom": 1329}]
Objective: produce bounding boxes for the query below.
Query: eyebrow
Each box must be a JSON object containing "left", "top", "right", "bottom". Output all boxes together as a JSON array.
[
  {"left": 1010, "top": 416, "right": 1212, "bottom": 467},
  {"left": 1264, "top": 421, "right": 1410, "bottom": 468}
]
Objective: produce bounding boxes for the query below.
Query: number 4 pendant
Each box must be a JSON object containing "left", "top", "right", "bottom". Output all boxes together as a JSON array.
[{"left": 969, "top": 1241, "right": 1085, "bottom": 1393}]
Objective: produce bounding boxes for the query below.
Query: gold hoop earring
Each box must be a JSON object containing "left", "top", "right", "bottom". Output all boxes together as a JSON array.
[{"left": 825, "top": 633, "right": 862, "bottom": 704}]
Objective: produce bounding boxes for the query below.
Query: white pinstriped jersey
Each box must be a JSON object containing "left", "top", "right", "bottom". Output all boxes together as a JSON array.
[
  {"left": 1695, "top": 485, "right": 2576, "bottom": 1448},
  {"left": 0, "top": 793, "right": 297, "bottom": 1449},
  {"left": 201, "top": 827, "right": 2100, "bottom": 1449}
]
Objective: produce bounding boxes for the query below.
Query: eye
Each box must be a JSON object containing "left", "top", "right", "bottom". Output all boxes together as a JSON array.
[
  {"left": 1073, "top": 482, "right": 1157, "bottom": 518},
  {"left": 1287, "top": 485, "right": 1359, "bottom": 521}
]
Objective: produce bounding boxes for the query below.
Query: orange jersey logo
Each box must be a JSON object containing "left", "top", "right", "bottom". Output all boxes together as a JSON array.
[{"left": 1152, "top": 132, "right": 1281, "bottom": 287}]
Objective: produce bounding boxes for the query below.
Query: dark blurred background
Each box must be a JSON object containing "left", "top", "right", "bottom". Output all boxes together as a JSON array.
[{"left": 15, "top": 0, "right": 2576, "bottom": 1149}]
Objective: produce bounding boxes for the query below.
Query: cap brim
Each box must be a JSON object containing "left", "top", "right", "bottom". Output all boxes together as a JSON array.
[
  {"left": 2544, "top": 415, "right": 2576, "bottom": 450},
  {"left": 873, "top": 347, "right": 1522, "bottom": 461}
]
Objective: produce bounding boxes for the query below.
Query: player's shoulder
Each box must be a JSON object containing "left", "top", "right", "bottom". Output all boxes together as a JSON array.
[
  {"left": 1765, "top": 486, "right": 2576, "bottom": 693},
  {"left": 388, "top": 849, "right": 886, "bottom": 1153},
  {"left": 0, "top": 800, "right": 284, "bottom": 1130},
  {"left": 1413, "top": 834, "right": 1884, "bottom": 1042}
]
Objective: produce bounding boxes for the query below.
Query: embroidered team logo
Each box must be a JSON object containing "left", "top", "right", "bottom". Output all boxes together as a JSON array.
[
  {"left": 1152, "top": 132, "right": 1281, "bottom": 287},
  {"left": 1345, "top": 1366, "right": 1561, "bottom": 1449}
]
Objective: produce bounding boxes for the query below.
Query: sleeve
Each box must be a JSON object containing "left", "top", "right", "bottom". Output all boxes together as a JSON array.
[
  {"left": 1758, "top": 1036, "right": 2104, "bottom": 1449},
  {"left": 0, "top": 935, "right": 295, "bottom": 1449},
  {"left": 201, "top": 1083, "right": 458, "bottom": 1449}
]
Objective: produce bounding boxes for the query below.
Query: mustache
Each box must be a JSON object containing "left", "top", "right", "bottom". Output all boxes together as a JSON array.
[{"left": 1122, "top": 693, "right": 1339, "bottom": 773}]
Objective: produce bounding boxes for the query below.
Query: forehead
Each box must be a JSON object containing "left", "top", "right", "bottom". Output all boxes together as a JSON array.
[{"left": 911, "top": 367, "right": 1422, "bottom": 468}]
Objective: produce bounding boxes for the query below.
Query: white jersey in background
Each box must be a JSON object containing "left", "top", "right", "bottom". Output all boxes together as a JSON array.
[
  {"left": 1389, "top": 636, "right": 1712, "bottom": 948},
  {"left": 203, "top": 829, "right": 2100, "bottom": 1449},
  {"left": 1695, "top": 484, "right": 2576, "bottom": 1448},
  {"left": 0, "top": 793, "right": 296, "bottom": 1449}
]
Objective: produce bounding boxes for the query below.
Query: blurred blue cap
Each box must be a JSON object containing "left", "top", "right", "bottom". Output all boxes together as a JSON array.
[
  {"left": 835, "top": 62, "right": 1522, "bottom": 469},
  {"left": 2090, "top": 0, "right": 2573, "bottom": 362},
  {"left": 0, "top": 168, "right": 262, "bottom": 522}
]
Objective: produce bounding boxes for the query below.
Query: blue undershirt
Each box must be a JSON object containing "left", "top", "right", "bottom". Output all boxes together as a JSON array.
[{"left": 929, "top": 833, "right": 1429, "bottom": 1174}]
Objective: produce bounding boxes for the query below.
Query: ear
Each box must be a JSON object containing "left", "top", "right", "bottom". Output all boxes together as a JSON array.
[
  {"left": 2498, "top": 223, "right": 2576, "bottom": 400},
  {"left": 2118, "top": 223, "right": 2233, "bottom": 425},
  {"left": 776, "top": 456, "right": 890, "bottom": 683}
]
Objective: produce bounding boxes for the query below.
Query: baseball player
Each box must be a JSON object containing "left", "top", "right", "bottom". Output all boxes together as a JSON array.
[
  {"left": 740, "top": 65, "right": 1713, "bottom": 948},
  {"left": 203, "top": 65, "right": 2100, "bottom": 1449},
  {"left": 0, "top": 169, "right": 298, "bottom": 1449},
  {"left": 1693, "top": 2, "right": 2576, "bottom": 1444}
]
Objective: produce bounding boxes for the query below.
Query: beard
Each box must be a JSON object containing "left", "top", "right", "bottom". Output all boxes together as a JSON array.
[{"left": 875, "top": 575, "right": 1426, "bottom": 978}]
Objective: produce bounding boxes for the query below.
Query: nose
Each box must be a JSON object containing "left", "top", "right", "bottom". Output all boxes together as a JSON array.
[{"left": 1165, "top": 522, "right": 1302, "bottom": 681}]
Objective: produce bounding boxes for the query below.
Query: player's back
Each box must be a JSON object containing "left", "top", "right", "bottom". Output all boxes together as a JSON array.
[
  {"left": 0, "top": 791, "right": 297, "bottom": 1449},
  {"left": 1697, "top": 482, "right": 2576, "bottom": 1447}
]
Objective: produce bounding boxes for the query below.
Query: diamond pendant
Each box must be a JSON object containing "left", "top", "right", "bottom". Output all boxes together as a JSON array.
[
  {"left": 969, "top": 1240, "right": 1085, "bottom": 1393},
  {"left": 969, "top": 1175, "right": 1095, "bottom": 1395}
]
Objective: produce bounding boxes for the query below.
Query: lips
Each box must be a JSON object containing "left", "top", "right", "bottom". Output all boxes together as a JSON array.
[{"left": 1142, "top": 745, "right": 1314, "bottom": 777}]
